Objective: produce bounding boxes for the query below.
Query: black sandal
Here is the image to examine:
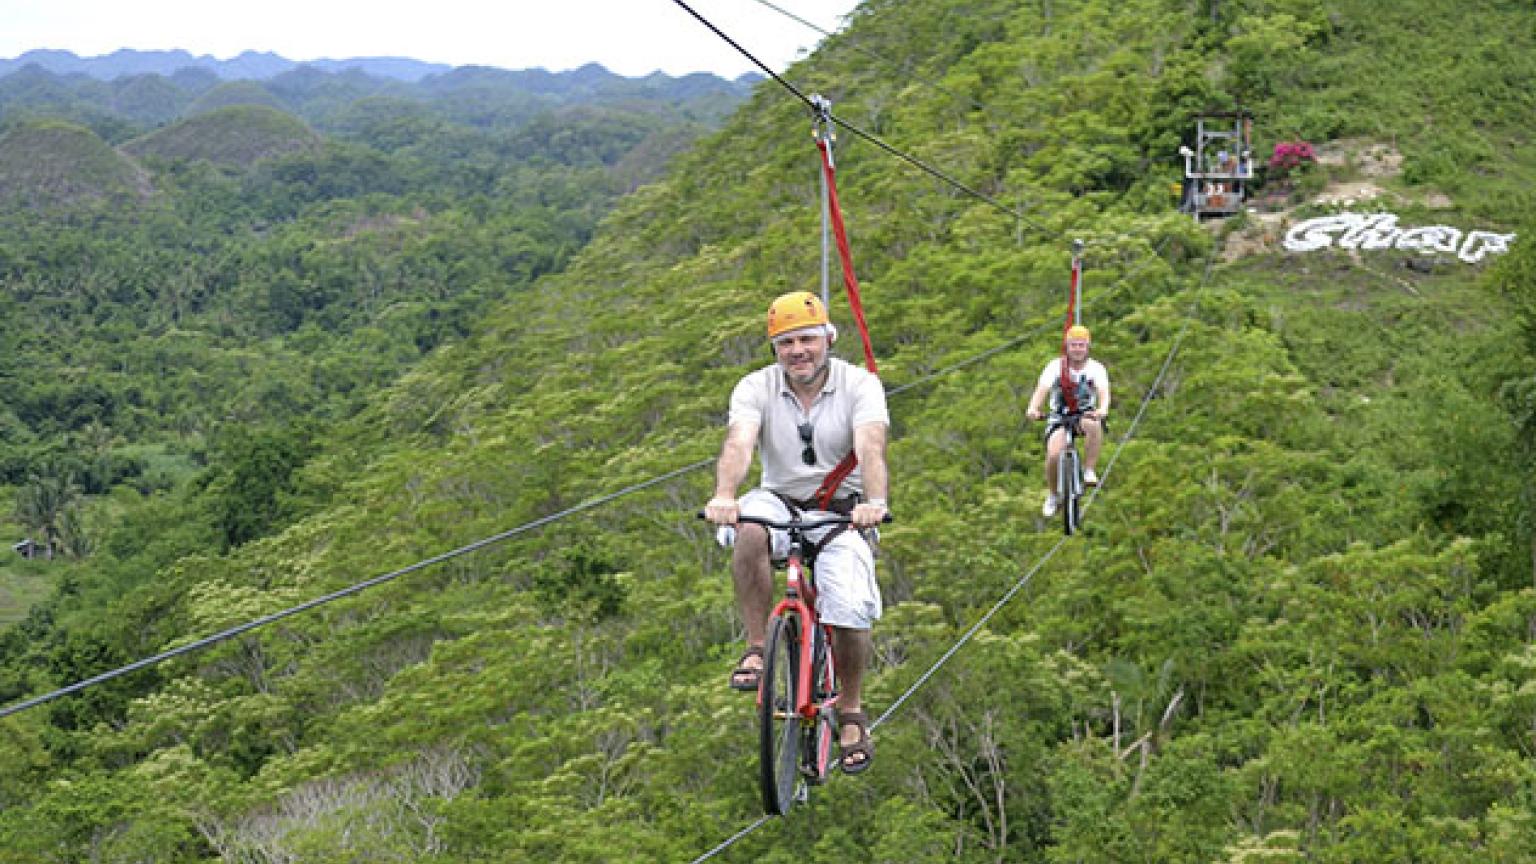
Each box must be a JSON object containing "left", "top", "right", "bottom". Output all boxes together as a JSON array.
[
  {"left": 729, "top": 645, "right": 764, "bottom": 691},
  {"left": 837, "top": 709, "right": 875, "bottom": 774}
]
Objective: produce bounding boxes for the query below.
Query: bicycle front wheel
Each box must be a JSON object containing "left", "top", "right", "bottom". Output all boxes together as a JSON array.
[
  {"left": 1061, "top": 448, "right": 1082, "bottom": 536},
  {"left": 759, "top": 614, "right": 801, "bottom": 815}
]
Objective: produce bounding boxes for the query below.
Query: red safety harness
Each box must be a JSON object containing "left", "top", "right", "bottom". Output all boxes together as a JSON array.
[
  {"left": 808, "top": 101, "right": 878, "bottom": 511},
  {"left": 1058, "top": 242, "right": 1084, "bottom": 415}
]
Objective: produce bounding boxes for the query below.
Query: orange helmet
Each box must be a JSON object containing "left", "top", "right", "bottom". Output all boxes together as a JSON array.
[
  {"left": 766, "top": 291, "right": 830, "bottom": 339},
  {"left": 1065, "top": 324, "right": 1091, "bottom": 341}
]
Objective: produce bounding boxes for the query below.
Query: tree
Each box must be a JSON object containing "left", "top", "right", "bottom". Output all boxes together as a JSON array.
[
  {"left": 12, "top": 458, "right": 82, "bottom": 560},
  {"left": 199, "top": 423, "right": 317, "bottom": 550},
  {"left": 1492, "top": 214, "right": 1536, "bottom": 585}
]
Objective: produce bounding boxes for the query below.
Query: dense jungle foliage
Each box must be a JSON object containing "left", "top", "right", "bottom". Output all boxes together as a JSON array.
[
  {"left": 1, "top": 0, "right": 1535, "bottom": 861},
  {"left": 0, "top": 58, "right": 745, "bottom": 575}
]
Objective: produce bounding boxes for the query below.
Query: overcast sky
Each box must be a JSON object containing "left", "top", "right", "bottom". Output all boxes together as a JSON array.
[{"left": 0, "top": 0, "right": 861, "bottom": 78}]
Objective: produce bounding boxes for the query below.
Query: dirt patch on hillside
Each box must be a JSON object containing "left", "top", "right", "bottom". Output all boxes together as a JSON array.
[
  {"left": 1315, "top": 138, "right": 1403, "bottom": 177},
  {"left": 1219, "top": 211, "right": 1288, "bottom": 261},
  {"left": 1311, "top": 180, "right": 1407, "bottom": 208}
]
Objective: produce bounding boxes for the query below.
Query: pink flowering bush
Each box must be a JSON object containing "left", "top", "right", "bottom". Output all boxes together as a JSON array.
[{"left": 1269, "top": 140, "right": 1317, "bottom": 175}]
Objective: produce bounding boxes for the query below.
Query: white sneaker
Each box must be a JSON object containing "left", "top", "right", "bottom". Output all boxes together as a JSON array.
[
  {"left": 1041, "top": 494, "right": 1059, "bottom": 517},
  {"left": 1084, "top": 469, "right": 1099, "bottom": 487}
]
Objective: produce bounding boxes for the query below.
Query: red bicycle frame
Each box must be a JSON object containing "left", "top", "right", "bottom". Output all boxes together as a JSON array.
[{"left": 761, "top": 547, "right": 835, "bottom": 731}]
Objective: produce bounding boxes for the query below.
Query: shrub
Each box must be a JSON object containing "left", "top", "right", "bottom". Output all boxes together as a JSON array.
[{"left": 1269, "top": 140, "right": 1318, "bottom": 176}]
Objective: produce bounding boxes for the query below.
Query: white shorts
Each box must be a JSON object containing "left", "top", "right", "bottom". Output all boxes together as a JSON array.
[{"left": 737, "top": 488, "right": 882, "bottom": 630}]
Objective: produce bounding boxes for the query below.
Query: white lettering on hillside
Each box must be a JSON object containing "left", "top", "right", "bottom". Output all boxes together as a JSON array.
[{"left": 1283, "top": 212, "right": 1517, "bottom": 263}]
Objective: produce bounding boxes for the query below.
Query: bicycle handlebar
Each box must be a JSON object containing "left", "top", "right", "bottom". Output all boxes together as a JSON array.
[
  {"left": 1030, "top": 408, "right": 1100, "bottom": 420},
  {"left": 696, "top": 510, "right": 893, "bottom": 531}
]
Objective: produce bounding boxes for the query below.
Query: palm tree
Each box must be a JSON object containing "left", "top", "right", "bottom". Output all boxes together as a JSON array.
[{"left": 13, "top": 460, "right": 81, "bottom": 561}]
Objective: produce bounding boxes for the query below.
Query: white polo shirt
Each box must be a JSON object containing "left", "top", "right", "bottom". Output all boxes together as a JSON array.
[
  {"left": 1038, "top": 357, "right": 1108, "bottom": 413},
  {"left": 728, "top": 358, "right": 889, "bottom": 501}
]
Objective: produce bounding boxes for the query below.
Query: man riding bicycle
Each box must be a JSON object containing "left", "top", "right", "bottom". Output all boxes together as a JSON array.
[
  {"left": 703, "top": 290, "right": 890, "bottom": 775},
  {"left": 1026, "top": 324, "right": 1111, "bottom": 518}
]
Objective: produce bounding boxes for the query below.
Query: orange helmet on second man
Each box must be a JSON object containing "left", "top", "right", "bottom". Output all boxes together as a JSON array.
[
  {"left": 1065, "top": 324, "right": 1091, "bottom": 341},
  {"left": 767, "top": 291, "right": 830, "bottom": 339}
]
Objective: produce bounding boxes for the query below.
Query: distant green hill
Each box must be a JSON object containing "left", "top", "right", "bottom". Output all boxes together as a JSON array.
[
  {"left": 107, "top": 73, "right": 189, "bottom": 125},
  {"left": 0, "top": 59, "right": 757, "bottom": 144},
  {"left": 0, "top": 48, "right": 448, "bottom": 82},
  {"left": 121, "top": 103, "right": 320, "bottom": 167},
  {"left": 181, "top": 79, "right": 286, "bottom": 116},
  {"left": 0, "top": 118, "right": 147, "bottom": 206}
]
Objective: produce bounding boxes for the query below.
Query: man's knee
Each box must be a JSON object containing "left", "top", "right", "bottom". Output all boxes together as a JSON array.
[
  {"left": 831, "top": 625, "right": 871, "bottom": 652},
  {"left": 832, "top": 624, "right": 872, "bottom": 641},
  {"left": 731, "top": 523, "right": 771, "bottom": 565}
]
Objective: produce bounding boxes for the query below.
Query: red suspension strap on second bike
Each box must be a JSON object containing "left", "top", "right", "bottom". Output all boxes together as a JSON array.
[{"left": 809, "top": 95, "right": 878, "bottom": 511}]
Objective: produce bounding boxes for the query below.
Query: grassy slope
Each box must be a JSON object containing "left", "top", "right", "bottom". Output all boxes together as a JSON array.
[{"left": 0, "top": 566, "right": 51, "bottom": 623}]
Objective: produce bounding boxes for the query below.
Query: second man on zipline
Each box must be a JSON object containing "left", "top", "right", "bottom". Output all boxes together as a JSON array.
[
  {"left": 704, "top": 290, "right": 890, "bottom": 775},
  {"left": 1026, "top": 324, "right": 1111, "bottom": 517}
]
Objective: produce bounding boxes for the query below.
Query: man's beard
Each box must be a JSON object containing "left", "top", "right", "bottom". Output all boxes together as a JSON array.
[{"left": 784, "top": 356, "right": 829, "bottom": 386}]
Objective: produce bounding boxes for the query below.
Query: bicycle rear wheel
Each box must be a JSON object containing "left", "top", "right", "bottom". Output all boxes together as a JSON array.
[
  {"left": 1061, "top": 447, "right": 1082, "bottom": 535},
  {"left": 759, "top": 614, "right": 801, "bottom": 815}
]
